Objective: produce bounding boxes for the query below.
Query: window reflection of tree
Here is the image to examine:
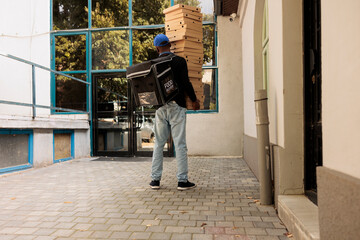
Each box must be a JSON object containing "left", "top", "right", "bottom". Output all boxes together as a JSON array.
[
  {"left": 55, "top": 35, "right": 86, "bottom": 72},
  {"left": 53, "top": 0, "right": 88, "bottom": 30},
  {"left": 56, "top": 75, "right": 87, "bottom": 111}
]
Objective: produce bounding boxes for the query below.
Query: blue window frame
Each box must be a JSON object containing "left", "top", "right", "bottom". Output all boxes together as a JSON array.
[
  {"left": 53, "top": 129, "right": 75, "bottom": 163},
  {"left": 50, "top": 0, "right": 218, "bottom": 114},
  {"left": 0, "top": 129, "right": 33, "bottom": 174}
]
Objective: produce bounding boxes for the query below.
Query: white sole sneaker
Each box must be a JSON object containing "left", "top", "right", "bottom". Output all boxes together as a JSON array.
[{"left": 177, "top": 185, "right": 196, "bottom": 191}]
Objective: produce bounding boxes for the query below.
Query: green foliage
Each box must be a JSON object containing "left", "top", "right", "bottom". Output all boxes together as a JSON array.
[
  {"left": 55, "top": 35, "right": 87, "bottom": 71},
  {"left": 91, "top": 0, "right": 129, "bottom": 27},
  {"left": 203, "top": 25, "right": 215, "bottom": 65},
  {"left": 132, "top": 0, "right": 169, "bottom": 64},
  {"left": 133, "top": 0, "right": 169, "bottom": 25},
  {"left": 91, "top": 2, "right": 130, "bottom": 70},
  {"left": 175, "top": 0, "right": 201, "bottom": 7},
  {"left": 97, "top": 77, "right": 128, "bottom": 102},
  {"left": 53, "top": 0, "right": 88, "bottom": 30}
]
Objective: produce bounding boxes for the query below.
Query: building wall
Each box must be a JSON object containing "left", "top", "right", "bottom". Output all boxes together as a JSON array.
[
  {"left": 278, "top": 0, "right": 304, "bottom": 195},
  {"left": 241, "top": 0, "right": 259, "bottom": 178},
  {"left": 0, "top": 0, "right": 91, "bottom": 170},
  {"left": 0, "top": 0, "right": 51, "bottom": 116},
  {"left": 267, "top": 0, "right": 285, "bottom": 148},
  {"left": 241, "top": 0, "right": 304, "bottom": 200},
  {"left": 319, "top": 0, "right": 360, "bottom": 238},
  {"left": 321, "top": 0, "right": 360, "bottom": 180},
  {"left": 187, "top": 16, "right": 244, "bottom": 157}
]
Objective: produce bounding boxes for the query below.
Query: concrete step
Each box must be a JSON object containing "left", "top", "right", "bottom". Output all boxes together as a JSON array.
[{"left": 278, "top": 195, "right": 320, "bottom": 240}]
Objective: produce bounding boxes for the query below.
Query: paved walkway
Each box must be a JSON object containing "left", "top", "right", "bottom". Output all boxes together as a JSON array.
[{"left": 0, "top": 157, "right": 289, "bottom": 240}]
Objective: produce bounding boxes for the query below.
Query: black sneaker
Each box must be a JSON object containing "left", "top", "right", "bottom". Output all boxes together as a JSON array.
[
  {"left": 177, "top": 181, "right": 196, "bottom": 190},
  {"left": 149, "top": 180, "right": 160, "bottom": 189}
]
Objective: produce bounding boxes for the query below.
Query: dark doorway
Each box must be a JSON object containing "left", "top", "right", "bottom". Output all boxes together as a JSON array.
[
  {"left": 92, "top": 73, "right": 174, "bottom": 157},
  {"left": 304, "top": 0, "right": 322, "bottom": 205}
]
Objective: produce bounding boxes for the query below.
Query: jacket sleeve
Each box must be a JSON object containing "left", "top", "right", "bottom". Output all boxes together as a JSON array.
[{"left": 179, "top": 58, "right": 197, "bottom": 102}]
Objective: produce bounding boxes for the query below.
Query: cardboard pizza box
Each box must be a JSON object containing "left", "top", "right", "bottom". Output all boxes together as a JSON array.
[
  {"left": 170, "top": 40, "right": 203, "bottom": 50},
  {"left": 185, "top": 60, "right": 203, "bottom": 67},
  {"left": 166, "top": 23, "right": 202, "bottom": 32},
  {"left": 187, "top": 64, "right": 203, "bottom": 72},
  {"left": 188, "top": 70, "right": 202, "bottom": 78},
  {"left": 185, "top": 52, "right": 203, "bottom": 59},
  {"left": 171, "top": 46, "right": 203, "bottom": 54},
  {"left": 168, "top": 34, "right": 202, "bottom": 43},
  {"left": 174, "top": 52, "right": 203, "bottom": 61},
  {"left": 177, "top": 54, "right": 203, "bottom": 64},
  {"left": 165, "top": 13, "right": 202, "bottom": 22},
  {"left": 163, "top": 4, "right": 201, "bottom": 14},
  {"left": 194, "top": 90, "right": 204, "bottom": 96},
  {"left": 167, "top": 28, "right": 203, "bottom": 39},
  {"left": 192, "top": 84, "right": 204, "bottom": 90},
  {"left": 171, "top": 48, "right": 203, "bottom": 57},
  {"left": 166, "top": 18, "right": 202, "bottom": 28},
  {"left": 189, "top": 78, "right": 204, "bottom": 87},
  {"left": 191, "top": 86, "right": 204, "bottom": 92},
  {"left": 165, "top": 8, "right": 202, "bottom": 18},
  {"left": 185, "top": 58, "right": 203, "bottom": 66}
]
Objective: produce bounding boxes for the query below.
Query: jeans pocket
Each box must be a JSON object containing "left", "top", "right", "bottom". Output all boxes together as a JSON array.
[{"left": 170, "top": 104, "right": 186, "bottom": 125}]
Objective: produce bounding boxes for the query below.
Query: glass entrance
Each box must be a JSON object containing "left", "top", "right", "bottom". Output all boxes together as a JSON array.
[{"left": 92, "top": 73, "right": 173, "bottom": 157}]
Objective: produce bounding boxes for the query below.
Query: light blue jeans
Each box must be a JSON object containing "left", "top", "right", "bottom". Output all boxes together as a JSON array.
[{"left": 151, "top": 101, "right": 188, "bottom": 182}]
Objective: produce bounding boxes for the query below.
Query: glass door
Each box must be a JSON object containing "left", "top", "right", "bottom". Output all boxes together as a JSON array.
[
  {"left": 92, "top": 73, "right": 131, "bottom": 156},
  {"left": 92, "top": 73, "right": 173, "bottom": 157}
]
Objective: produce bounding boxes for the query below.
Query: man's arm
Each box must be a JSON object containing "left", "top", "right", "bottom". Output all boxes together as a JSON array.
[{"left": 179, "top": 58, "right": 200, "bottom": 110}]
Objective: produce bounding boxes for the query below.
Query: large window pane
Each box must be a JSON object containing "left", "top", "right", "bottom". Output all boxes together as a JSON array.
[
  {"left": 203, "top": 24, "right": 215, "bottom": 66},
  {"left": 132, "top": 29, "right": 164, "bottom": 64},
  {"left": 55, "top": 35, "right": 86, "bottom": 71},
  {"left": 202, "top": 69, "right": 216, "bottom": 110},
  {"left": 92, "top": 30, "right": 129, "bottom": 70},
  {"left": 132, "top": 0, "right": 169, "bottom": 26},
  {"left": 175, "top": 0, "right": 214, "bottom": 21},
  {"left": 92, "top": 0, "right": 128, "bottom": 28},
  {"left": 53, "top": 0, "right": 88, "bottom": 30},
  {"left": 56, "top": 74, "right": 87, "bottom": 112}
]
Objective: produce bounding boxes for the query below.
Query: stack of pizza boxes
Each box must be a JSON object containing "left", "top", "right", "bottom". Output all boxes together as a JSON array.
[{"left": 163, "top": 4, "right": 204, "bottom": 110}]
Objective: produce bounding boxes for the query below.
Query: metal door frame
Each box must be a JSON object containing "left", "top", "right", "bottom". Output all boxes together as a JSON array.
[{"left": 303, "top": 0, "right": 322, "bottom": 204}]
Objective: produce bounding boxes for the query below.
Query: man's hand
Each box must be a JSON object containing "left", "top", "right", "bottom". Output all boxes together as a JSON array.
[{"left": 192, "top": 99, "right": 200, "bottom": 110}]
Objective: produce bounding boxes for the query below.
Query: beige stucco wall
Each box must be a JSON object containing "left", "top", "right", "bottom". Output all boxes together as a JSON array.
[
  {"left": 280, "top": 0, "right": 304, "bottom": 194},
  {"left": 241, "top": 0, "right": 304, "bottom": 196},
  {"left": 267, "top": 0, "right": 284, "bottom": 147},
  {"left": 242, "top": 0, "right": 257, "bottom": 139},
  {"left": 322, "top": 0, "right": 360, "bottom": 180},
  {"left": 187, "top": 16, "right": 243, "bottom": 157}
]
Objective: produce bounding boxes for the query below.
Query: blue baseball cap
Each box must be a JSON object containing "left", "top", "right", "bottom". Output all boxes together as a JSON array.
[{"left": 154, "top": 34, "right": 170, "bottom": 47}]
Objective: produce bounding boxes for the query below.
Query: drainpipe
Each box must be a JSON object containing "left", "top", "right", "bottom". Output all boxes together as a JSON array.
[{"left": 254, "top": 89, "right": 273, "bottom": 205}]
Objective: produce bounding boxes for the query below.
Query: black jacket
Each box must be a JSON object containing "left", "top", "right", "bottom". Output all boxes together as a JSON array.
[{"left": 160, "top": 53, "right": 197, "bottom": 108}]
